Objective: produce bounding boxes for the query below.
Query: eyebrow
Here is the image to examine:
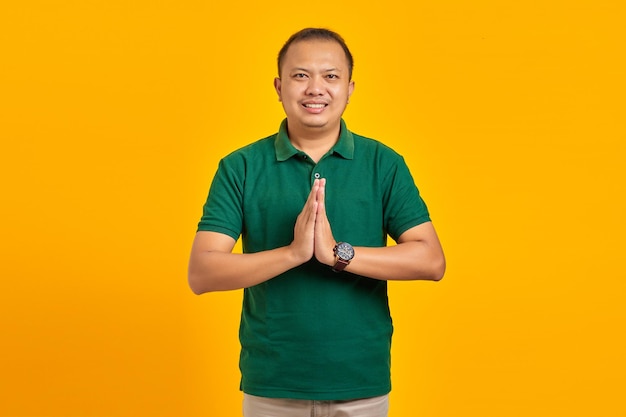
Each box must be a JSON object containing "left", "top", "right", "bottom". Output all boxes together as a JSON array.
[{"left": 289, "top": 67, "right": 343, "bottom": 73}]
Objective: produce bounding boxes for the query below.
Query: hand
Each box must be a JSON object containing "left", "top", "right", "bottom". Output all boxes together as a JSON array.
[
  {"left": 313, "top": 178, "right": 337, "bottom": 266},
  {"left": 289, "top": 179, "right": 319, "bottom": 264}
]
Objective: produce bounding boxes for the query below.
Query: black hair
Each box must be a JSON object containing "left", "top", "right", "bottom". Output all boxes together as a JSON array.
[{"left": 277, "top": 28, "right": 354, "bottom": 79}]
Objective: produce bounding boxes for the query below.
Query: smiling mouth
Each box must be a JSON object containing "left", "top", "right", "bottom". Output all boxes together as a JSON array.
[{"left": 303, "top": 103, "right": 326, "bottom": 109}]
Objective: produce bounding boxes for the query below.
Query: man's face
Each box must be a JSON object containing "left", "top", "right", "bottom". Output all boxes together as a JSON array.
[{"left": 274, "top": 39, "right": 355, "bottom": 135}]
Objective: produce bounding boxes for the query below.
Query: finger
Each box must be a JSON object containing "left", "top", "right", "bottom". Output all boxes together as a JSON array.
[
  {"left": 299, "top": 180, "right": 319, "bottom": 225},
  {"left": 316, "top": 178, "right": 326, "bottom": 215},
  {"left": 317, "top": 178, "right": 326, "bottom": 202},
  {"left": 306, "top": 179, "right": 320, "bottom": 205}
]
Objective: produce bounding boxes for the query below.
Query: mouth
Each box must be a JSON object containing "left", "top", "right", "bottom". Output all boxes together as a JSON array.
[{"left": 301, "top": 102, "right": 328, "bottom": 114}]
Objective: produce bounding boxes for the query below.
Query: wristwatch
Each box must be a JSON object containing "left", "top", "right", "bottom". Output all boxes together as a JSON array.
[{"left": 332, "top": 242, "right": 355, "bottom": 272}]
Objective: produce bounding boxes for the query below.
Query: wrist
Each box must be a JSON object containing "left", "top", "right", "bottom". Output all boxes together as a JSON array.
[
  {"left": 286, "top": 244, "right": 311, "bottom": 266},
  {"left": 332, "top": 242, "right": 355, "bottom": 272}
]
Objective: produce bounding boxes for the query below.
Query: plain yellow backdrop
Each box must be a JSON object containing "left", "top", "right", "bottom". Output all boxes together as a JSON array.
[{"left": 1, "top": 1, "right": 624, "bottom": 416}]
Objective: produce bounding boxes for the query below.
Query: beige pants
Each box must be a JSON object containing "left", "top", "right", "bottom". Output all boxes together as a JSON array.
[{"left": 242, "top": 393, "right": 389, "bottom": 417}]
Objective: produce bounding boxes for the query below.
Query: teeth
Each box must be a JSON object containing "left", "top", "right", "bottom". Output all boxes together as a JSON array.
[{"left": 305, "top": 104, "right": 325, "bottom": 108}]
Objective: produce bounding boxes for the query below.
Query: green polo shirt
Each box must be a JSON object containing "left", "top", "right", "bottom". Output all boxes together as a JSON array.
[{"left": 197, "top": 119, "right": 430, "bottom": 400}]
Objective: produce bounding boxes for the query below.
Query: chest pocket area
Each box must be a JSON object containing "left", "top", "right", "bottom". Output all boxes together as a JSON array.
[
  {"left": 325, "top": 185, "right": 385, "bottom": 247},
  {"left": 243, "top": 185, "right": 307, "bottom": 249}
]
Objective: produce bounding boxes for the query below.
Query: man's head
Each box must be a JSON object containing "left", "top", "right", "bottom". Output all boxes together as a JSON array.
[
  {"left": 277, "top": 28, "right": 354, "bottom": 80},
  {"left": 274, "top": 28, "right": 355, "bottom": 135}
]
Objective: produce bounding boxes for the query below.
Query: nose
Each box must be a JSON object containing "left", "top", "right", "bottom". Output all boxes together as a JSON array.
[{"left": 305, "top": 75, "right": 324, "bottom": 96}]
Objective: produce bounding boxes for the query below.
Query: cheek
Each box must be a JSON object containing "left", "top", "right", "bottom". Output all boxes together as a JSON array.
[
  {"left": 281, "top": 87, "right": 301, "bottom": 101},
  {"left": 331, "top": 86, "right": 349, "bottom": 99}
]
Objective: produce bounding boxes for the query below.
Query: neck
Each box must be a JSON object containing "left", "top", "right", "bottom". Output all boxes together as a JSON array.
[{"left": 287, "top": 123, "right": 341, "bottom": 162}]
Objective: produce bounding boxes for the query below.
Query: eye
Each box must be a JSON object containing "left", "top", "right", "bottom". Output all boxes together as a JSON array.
[
  {"left": 293, "top": 73, "right": 308, "bottom": 79},
  {"left": 326, "top": 74, "right": 339, "bottom": 79}
]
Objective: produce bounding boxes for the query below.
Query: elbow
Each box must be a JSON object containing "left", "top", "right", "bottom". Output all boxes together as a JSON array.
[
  {"left": 431, "top": 253, "right": 446, "bottom": 281},
  {"left": 187, "top": 267, "right": 214, "bottom": 295},
  {"left": 431, "top": 259, "right": 446, "bottom": 281},
  {"left": 404, "top": 258, "right": 445, "bottom": 282},
  {"left": 188, "top": 274, "right": 205, "bottom": 295},
  {"left": 189, "top": 283, "right": 205, "bottom": 296},
  {"left": 418, "top": 251, "right": 446, "bottom": 282}
]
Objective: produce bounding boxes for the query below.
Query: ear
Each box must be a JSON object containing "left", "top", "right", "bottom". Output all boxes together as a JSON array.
[
  {"left": 348, "top": 80, "right": 355, "bottom": 101},
  {"left": 274, "top": 77, "right": 282, "bottom": 102}
]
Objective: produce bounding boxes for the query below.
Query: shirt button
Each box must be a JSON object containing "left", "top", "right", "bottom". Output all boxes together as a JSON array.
[{"left": 314, "top": 173, "right": 321, "bottom": 179}]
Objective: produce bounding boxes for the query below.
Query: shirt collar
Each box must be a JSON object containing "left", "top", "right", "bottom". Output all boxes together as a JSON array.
[{"left": 275, "top": 118, "right": 355, "bottom": 161}]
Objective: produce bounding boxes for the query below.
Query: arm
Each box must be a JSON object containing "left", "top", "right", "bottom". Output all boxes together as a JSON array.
[
  {"left": 342, "top": 222, "right": 445, "bottom": 281},
  {"left": 188, "top": 232, "right": 303, "bottom": 294},
  {"left": 313, "top": 180, "right": 445, "bottom": 281},
  {"left": 188, "top": 179, "right": 323, "bottom": 294},
  {"left": 315, "top": 222, "right": 445, "bottom": 282}
]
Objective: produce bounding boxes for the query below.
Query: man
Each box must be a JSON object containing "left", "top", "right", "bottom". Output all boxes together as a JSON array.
[{"left": 188, "top": 28, "right": 445, "bottom": 417}]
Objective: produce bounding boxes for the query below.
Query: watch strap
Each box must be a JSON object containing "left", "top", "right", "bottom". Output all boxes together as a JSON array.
[{"left": 332, "top": 258, "right": 350, "bottom": 273}]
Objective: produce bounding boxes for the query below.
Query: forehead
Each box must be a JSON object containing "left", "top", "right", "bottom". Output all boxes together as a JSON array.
[{"left": 281, "top": 39, "right": 349, "bottom": 70}]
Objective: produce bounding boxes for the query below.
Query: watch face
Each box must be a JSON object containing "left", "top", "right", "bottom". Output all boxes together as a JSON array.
[{"left": 335, "top": 242, "right": 355, "bottom": 261}]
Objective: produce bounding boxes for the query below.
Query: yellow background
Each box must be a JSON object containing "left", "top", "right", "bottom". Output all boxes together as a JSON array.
[{"left": 1, "top": 1, "right": 624, "bottom": 416}]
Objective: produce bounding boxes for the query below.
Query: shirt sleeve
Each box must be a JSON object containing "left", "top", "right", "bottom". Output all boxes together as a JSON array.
[
  {"left": 383, "top": 154, "right": 431, "bottom": 242},
  {"left": 196, "top": 155, "right": 244, "bottom": 241}
]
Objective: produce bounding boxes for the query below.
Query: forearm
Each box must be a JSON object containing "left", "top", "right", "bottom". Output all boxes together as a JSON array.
[
  {"left": 343, "top": 241, "right": 446, "bottom": 282},
  {"left": 188, "top": 246, "right": 303, "bottom": 294},
  {"left": 189, "top": 182, "right": 320, "bottom": 295}
]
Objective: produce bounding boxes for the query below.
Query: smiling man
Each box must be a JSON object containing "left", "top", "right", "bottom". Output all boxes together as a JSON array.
[
  {"left": 188, "top": 28, "right": 445, "bottom": 417},
  {"left": 274, "top": 36, "right": 354, "bottom": 158}
]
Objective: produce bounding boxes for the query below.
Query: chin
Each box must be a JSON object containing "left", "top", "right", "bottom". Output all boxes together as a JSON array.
[
  {"left": 302, "top": 114, "right": 340, "bottom": 128},
  {"left": 290, "top": 115, "right": 328, "bottom": 129},
  {"left": 302, "top": 121, "right": 329, "bottom": 129}
]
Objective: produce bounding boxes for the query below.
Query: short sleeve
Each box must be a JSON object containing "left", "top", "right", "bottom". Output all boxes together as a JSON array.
[
  {"left": 196, "top": 156, "right": 245, "bottom": 241},
  {"left": 383, "top": 155, "right": 431, "bottom": 242}
]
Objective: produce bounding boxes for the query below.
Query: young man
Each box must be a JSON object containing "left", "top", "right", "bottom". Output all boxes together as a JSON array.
[{"left": 188, "top": 28, "right": 445, "bottom": 417}]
